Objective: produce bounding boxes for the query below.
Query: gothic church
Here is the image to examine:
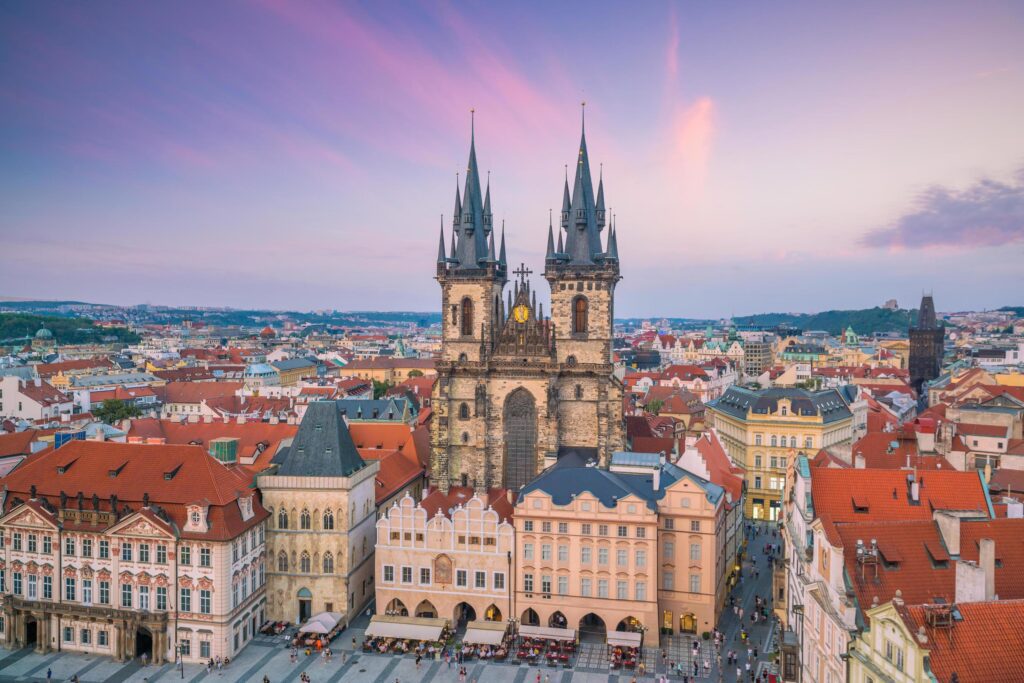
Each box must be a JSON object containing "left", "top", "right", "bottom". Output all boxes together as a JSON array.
[{"left": 431, "top": 115, "right": 624, "bottom": 492}]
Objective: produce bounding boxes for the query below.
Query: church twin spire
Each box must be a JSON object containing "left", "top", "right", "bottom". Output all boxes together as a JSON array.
[
  {"left": 439, "top": 112, "right": 507, "bottom": 275},
  {"left": 547, "top": 104, "right": 617, "bottom": 267},
  {"left": 439, "top": 107, "right": 617, "bottom": 274}
]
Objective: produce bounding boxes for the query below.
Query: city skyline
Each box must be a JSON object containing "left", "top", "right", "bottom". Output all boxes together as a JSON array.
[{"left": 2, "top": 1, "right": 1023, "bottom": 316}]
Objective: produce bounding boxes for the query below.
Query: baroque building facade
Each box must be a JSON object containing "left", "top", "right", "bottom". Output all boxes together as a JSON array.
[
  {"left": 431, "top": 116, "right": 624, "bottom": 492},
  {"left": 0, "top": 441, "right": 267, "bottom": 664}
]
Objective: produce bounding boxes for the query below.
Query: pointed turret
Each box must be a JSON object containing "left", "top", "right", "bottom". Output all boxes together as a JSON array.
[
  {"left": 437, "top": 217, "right": 446, "bottom": 264},
  {"left": 545, "top": 212, "right": 556, "bottom": 259},
  {"left": 487, "top": 227, "right": 496, "bottom": 262},
  {"left": 452, "top": 176, "right": 461, "bottom": 228},
  {"left": 498, "top": 222, "right": 507, "bottom": 267},
  {"left": 483, "top": 173, "right": 492, "bottom": 233},
  {"left": 556, "top": 230, "right": 564, "bottom": 254},
  {"left": 560, "top": 169, "right": 571, "bottom": 228},
  {"left": 596, "top": 165, "right": 606, "bottom": 229},
  {"left": 607, "top": 225, "right": 619, "bottom": 261}
]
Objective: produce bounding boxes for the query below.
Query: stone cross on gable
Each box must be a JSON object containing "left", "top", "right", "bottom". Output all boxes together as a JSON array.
[{"left": 513, "top": 264, "right": 532, "bottom": 284}]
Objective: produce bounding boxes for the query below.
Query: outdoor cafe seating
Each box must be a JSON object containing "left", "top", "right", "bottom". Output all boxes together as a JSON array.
[
  {"left": 362, "top": 614, "right": 451, "bottom": 657},
  {"left": 515, "top": 625, "right": 576, "bottom": 668},
  {"left": 607, "top": 630, "right": 642, "bottom": 670}
]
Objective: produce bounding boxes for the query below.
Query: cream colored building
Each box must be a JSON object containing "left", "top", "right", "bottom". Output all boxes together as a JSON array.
[
  {"left": 708, "top": 387, "right": 854, "bottom": 520},
  {"left": 259, "top": 401, "right": 378, "bottom": 627},
  {"left": 375, "top": 488, "right": 514, "bottom": 624},
  {"left": 513, "top": 453, "right": 731, "bottom": 640}
]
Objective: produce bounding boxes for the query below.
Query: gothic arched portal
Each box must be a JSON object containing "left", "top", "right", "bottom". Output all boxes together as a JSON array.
[{"left": 503, "top": 388, "right": 538, "bottom": 490}]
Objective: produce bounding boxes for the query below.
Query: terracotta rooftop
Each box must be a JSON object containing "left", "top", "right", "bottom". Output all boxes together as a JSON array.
[
  {"left": 0, "top": 440, "right": 265, "bottom": 540},
  {"left": 900, "top": 599, "right": 1024, "bottom": 683},
  {"left": 155, "top": 381, "right": 244, "bottom": 404},
  {"left": 809, "top": 468, "right": 990, "bottom": 545},
  {"left": 419, "top": 485, "right": 514, "bottom": 524},
  {"left": 34, "top": 357, "right": 116, "bottom": 378},
  {"left": 0, "top": 431, "right": 36, "bottom": 458}
]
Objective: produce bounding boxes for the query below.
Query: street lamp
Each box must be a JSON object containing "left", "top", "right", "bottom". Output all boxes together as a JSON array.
[{"left": 175, "top": 644, "right": 184, "bottom": 679}]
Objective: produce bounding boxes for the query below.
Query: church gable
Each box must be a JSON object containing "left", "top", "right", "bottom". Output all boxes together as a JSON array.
[{"left": 492, "top": 269, "right": 555, "bottom": 360}]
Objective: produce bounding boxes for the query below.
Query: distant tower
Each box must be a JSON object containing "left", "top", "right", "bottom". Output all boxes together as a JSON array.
[{"left": 908, "top": 294, "right": 944, "bottom": 395}]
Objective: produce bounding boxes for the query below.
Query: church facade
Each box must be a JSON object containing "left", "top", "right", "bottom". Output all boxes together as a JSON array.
[{"left": 430, "top": 117, "right": 624, "bottom": 492}]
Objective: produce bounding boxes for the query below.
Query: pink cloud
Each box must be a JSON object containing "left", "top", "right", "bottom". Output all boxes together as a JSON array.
[{"left": 669, "top": 96, "right": 716, "bottom": 202}]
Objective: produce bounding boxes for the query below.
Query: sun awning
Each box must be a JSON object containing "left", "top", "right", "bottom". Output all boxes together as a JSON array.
[
  {"left": 518, "top": 625, "right": 576, "bottom": 642},
  {"left": 462, "top": 621, "right": 507, "bottom": 645},
  {"left": 300, "top": 611, "right": 343, "bottom": 634},
  {"left": 365, "top": 615, "right": 450, "bottom": 641},
  {"left": 606, "top": 631, "right": 642, "bottom": 647}
]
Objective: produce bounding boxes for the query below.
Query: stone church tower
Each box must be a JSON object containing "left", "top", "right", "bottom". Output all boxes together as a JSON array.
[{"left": 431, "top": 114, "right": 624, "bottom": 493}]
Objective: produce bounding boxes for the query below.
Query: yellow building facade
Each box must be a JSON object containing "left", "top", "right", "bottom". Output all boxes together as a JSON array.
[{"left": 708, "top": 387, "right": 854, "bottom": 520}]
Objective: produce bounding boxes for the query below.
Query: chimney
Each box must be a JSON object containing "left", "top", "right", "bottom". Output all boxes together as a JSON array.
[
  {"left": 854, "top": 451, "right": 865, "bottom": 469},
  {"left": 652, "top": 466, "right": 661, "bottom": 491},
  {"left": 933, "top": 511, "right": 960, "bottom": 556},
  {"left": 980, "top": 538, "right": 995, "bottom": 600}
]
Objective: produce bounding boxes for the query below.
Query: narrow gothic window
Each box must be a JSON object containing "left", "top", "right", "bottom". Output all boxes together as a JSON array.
[
  {"left": 459, "top": 403, "right": 470, "bottom": 420},
  {"left": 277, "top": 551, "right": 288, "bottom": 571},
  {"left": 461, "top": 298, "right": 474, "bottom": 336},
  {"left": 573, "top": 296, "right": 588, "bottom": 334},
  {"left": 300, "top": 510, "right": 311, "bottom": 530},
  {"left": 277, "top": 509, "right": 288, "bottom": 529},
  {"left": 322, "top": 511, "right": 334, "bottom": 530},
  {"left": 322, "top": 552, "right": 334, "bottom": 574},
  {"left": 300, "top": 552, "right": 311, "bottom": 573},
  {"left": 461, "top": 432, "right": 469, "bottom": 444},
  {"left": 566, "top": 355, "right": 577, "bottom": 367},
  {"left": 450, "top": 305, "right": 457, "bottom": 325},
  {"left": 575, "top": 384, "right": 583, "bottom": 400}
]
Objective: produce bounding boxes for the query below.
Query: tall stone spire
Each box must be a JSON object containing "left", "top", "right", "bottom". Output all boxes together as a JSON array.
[
  {"left": 596, "top": 164, "right": 606, "bottom": 229},
  {"left": 453, "top": 110, "right": 489, "bottom": 269},
  {"left": 483, "top": 172, "right": 492, "bottom": 233},
  {"left": 563, "top": 102, "right": 603, "bottom": 265}
]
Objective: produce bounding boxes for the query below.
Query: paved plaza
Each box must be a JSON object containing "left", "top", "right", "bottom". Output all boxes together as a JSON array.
[{"left": 0, "top": 526, "right": 780, "bottom": 683}]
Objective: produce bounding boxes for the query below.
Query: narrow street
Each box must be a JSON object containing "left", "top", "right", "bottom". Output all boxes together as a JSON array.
[{"left": 672, "top": 520, "right": 781, "bottom": 682}]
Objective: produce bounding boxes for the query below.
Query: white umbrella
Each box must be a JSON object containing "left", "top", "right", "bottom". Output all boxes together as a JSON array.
[{"left": 299, "top": 619, "right": 330, "bottom": 634}]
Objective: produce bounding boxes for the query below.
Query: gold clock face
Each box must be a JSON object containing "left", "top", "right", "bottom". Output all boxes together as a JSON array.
[{"left": 513, "top": 304, "right": 530, "bottom": 323}]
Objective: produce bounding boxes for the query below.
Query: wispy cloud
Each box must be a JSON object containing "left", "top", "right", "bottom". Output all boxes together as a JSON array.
[{"left": 863, "top": 168, "right": 1024, "bottom": 249}]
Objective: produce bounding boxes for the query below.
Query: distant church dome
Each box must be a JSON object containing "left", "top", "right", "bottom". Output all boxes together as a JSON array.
[
  {"left": 259, "top": 326, "right": 276, "bottom": 339},
  {"left": 35, "top": 327, "right": 53, "bottom": 339}
]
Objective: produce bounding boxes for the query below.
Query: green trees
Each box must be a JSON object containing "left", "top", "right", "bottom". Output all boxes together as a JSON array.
[{"left": 93, "top": 399, "right": 141, "bottom": 424}]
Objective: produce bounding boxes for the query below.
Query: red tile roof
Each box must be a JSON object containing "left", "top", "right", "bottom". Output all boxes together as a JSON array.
[
  {"left": 156, "top": 381, "right": 244, "bottom": 404},
  {"left": 958, "top": 517, "right": 1024, "bottom": 599},
  {"left": 810, "top": 469, "right": 990, "bottom": 545},
  {"left": 694, "top": 430, "right": 744, "bottom": 506},
  {"left": 851, "top": 432, "right": 947, "bottom": 470},
  {"left": 0, "top": 440, "right": 265, "bottom": 540},
  {"left": 34, "top": 357, "right": 116, "bottom": 378},
  {"left": 901, "top": 599, "right": 1024, "bottom": 683},
  {"left": 956, "top": 423, "right": 1009, "bottom": 438},
  {"left": 89, "top": 386, "right": 157, "bottom": 403},
  {"left": 125, "top": 417, "right": 298, "bottom": 475},
  {"left": 19, "top": 379, "right": 69, "bottom": 406},
  {"left": 631, "top": 437, "right": 675, "bottom": 454},
  {"left": 420, "top": 486, "right": 514, "bottom": 524},
  {"left": 0, "top": 431, "right": 36, "bottom": 458},
  {"left": 838, "top": 520, "right": 954, "bottom": 609}
]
